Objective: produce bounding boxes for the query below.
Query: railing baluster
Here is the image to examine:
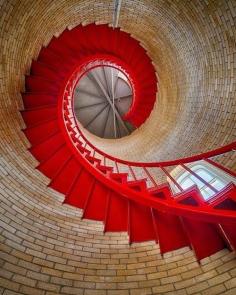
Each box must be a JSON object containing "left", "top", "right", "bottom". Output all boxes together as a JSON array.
[
  {"left": 104, "top": 156, "right": 106, "bottom": 166},
  {"left": 143, "top": 167, "right": 158, "bottom": 188},
  {"left": 180, "top": 163, "right": 218, "bottom": 193},
  {"left": 115, "top": 161, "right": 119, "bottom": 173},
  {"left": 129, "top": 165, "right": 137, "bottom": 181},
  {"left": 160, "top": 166, "right": 183, "bottom": 192}
]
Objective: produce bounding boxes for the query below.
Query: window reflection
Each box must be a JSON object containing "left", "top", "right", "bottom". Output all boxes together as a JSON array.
[{"left": 168, "top": 161, "right": 235, "bottom": 200}]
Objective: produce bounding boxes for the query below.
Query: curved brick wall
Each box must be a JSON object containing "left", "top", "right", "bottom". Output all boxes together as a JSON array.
[{"left": 0, "top": 1, "right": 236, "bottom": 295}]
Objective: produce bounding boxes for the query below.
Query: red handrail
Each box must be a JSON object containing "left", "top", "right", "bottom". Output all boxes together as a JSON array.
[
  {"left": 56, "top": 58, "right": 236, "bottom": 219},
  {"left": 61, "top": 57, "right": 236, "bottom": 187}
]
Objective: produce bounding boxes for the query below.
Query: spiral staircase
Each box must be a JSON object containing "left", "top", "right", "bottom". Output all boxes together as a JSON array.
[{"left": 21, "top": 23, "right": 236, "bottom": 262}]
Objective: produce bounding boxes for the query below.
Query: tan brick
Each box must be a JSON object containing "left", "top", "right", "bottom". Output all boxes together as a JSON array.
[
  {"left": 0, "top": 277, "right": 20, "bottom": 292},
  {"left": 37, "top": 281, "right": 61, "bottom": 292},
  {"left": 186, "top": 281, "right": 209, "bottom": 294},
  {"left": 61, "top": 286, "right": 84, "bottom": 294},
  {"left": 41, "top": 267, "right": 63, "bottom": 277},
  {"left": 4, "top": 262, "right": 27, "bottom": 275},
  {"left": 202, "top": 284, "right": 227, "bottom": 295},
  {"left": 27, "top": 270, "right": 50, "bottom": 282},
  {"left": 225, "top": 278, "right": 236, "bottom": 289},
  {"left": 174, "top": 278, "right": 196, "bottom": 289},
  {"left": 208, "top": 273, "right": 231, "bottom": 286},
  {"left": 12, "top": 274, "right": 36, "bottom": 287},
  {"left": 130, "top": 288, "right": 152, "bottom": 295},
  {"left": 19, "top": 285, "right": 45, "bottom": 295},
  {"left": 152, "top": 284, "right": 175, "bottom": 293},
  {"left": 107, "top": 291, "right": 129, "bottom": 295}
]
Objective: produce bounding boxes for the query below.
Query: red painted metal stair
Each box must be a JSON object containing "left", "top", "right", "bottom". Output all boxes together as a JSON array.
[{"left": 21, "top": 23, "right": 236, "bottom": 262}]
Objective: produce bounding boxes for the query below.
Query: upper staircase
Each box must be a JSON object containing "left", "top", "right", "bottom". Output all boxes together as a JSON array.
[{"left": 21, "top": 23, "right": 236, "bottom": 262}]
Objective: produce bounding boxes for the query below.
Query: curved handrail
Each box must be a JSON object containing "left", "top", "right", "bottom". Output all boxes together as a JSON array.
[
  {"left": 56, "top": 44, "right": 235, "bottom": 171},
  {"left": 65, "top": 64, "right": 236, "bottom": 168},
  {"left": 60, "top": 51, "right": 236, "bottom": 200}
]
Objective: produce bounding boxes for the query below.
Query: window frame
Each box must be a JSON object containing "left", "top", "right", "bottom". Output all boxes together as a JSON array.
[{"left": 168, "top": 160, "right": 236, "bottom": 200}]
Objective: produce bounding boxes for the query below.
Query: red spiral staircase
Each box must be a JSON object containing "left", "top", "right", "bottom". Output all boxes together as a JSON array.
[{"left": 21, "top": 23, "right": 236, "bottom": 262}]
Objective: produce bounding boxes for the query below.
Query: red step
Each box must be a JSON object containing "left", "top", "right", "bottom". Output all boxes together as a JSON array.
[
  {"left": 176, "top": 186, "right": 205, "bottom": 206},
  {"left": 85, "top": 154, "right": 101, "bottom": 165},
  {"left": 126, "top": 179, "right": 147, "bottom": 192},
  {"left": 64, "top": 169, "right": 95, "bottom": 209},
  {"left": 83, "top": 182, "right": 109, "bottom": 221},
  {"left": 25, "top": 76, "right": 59, "bottom": 94},
  {"left": 152, "top": 209, "right": 189, "bottom": 254},
  {"left": 110, "top": 173, "right": 128, "bottom": 183},
  {"left": 96, "top": 164, "right": 113, "bottom": 175},
  {"left": 59, "top": 26, "right": 94, "bottom": 55},
  {"left": 182, "top": 218, "right": 226, "bottom": 261},
  {"left": 21, "top": 105, "right": 57, "bottom": 127},
  {"left": 129, "top": 202, "right": 156, "bottom": 243},
  {"left": 219, "top": 223, "right": 236, "bottom": 250},
  {"left": 148, "top": 184, "right": 172, "bottom": 199},
  {"left": 50, "top": 157, "right": 81, "bottom": 194},
  {"left": 105, "top": 192, "right": 128, "bottom": 232},
  {"left": 31, "top": 60, "right": 64, "bottom": 81},
  {"left": 23, "top": 119, "right": 59, "bottom": 146},
  {"left": 37, "top": 145, "right": 71, "bottom": 179},
  {"left": 38, "top": 47, "right": 72, "bottom": 73},
  {"left": 22, "top": 93, "right": 57, "bottom": 109},
  {"left": 29, "top": 132, "right": 65, "bottom": 162}
]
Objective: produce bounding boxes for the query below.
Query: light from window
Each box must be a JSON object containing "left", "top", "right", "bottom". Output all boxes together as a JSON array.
[{"left": 169, "top": 162, "right": 232, "bottom": 200}]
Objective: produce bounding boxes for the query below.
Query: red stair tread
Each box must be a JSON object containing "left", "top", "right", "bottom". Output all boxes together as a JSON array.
[
  {"left": 127, "top": 179, "right": 147, "bottom": 192},
  {"left": 59, "top": 26, "right": 94, "bottom": 55},
  {"left": 149, "top": 184, "right": 172, "bottom": 199},
  {"left": 182, "top": 217, "right": 226, "bottom": 261},
  {"left": 105, "top": 192, "right": 128, "bottom": 232},
  {"left": 29, "top": 132, "right": 65, "bottom": 162},
  {"left": 22, "top": 93, "right": 57, "bottom": 109},
  {"left": 38, "top": 144, "right": 71, "bottom": 179},
  {"left": 47, "top": 35, "right": 81, "bottom": 60},
  {"left": 83, "top": 182, "right": 109, "bottom": 221},
  {"left": 219, "top": 223, "right": 236, "bottom": 251},
  {"left": 129, "top": 202, "right": 156, "bottom": 243},
  {"left": 110, "top": 173, "right": 128, "bottom": 183},
  {"left": 38, "top": 47, "right": 72, "bottom": 72},
  {"left": 21, "top": 105, "right": 57, "bottom": 127},
  {"left": 64, "top": 169, "right": 95, "bottom": 209},
  {"left": 175, "top": 186, "right": 204, "bottom": 206},
  {"left": 96, "top": 164, "right": 113, "bottom": 175},
  {"left": 23, "top": 119, "right": 59, "bottom": 146},
  {"left": 50, "top": 157, "right": 81, "bottom": 194},
  {"left": 31, "top": 60, "right": 63, "bottom": 81},
  {"left": 25, "top": 76, "right": 59, "bottom": 94},
  {"left": 152, "top": 210, "right": 189, "bottom": 254}
]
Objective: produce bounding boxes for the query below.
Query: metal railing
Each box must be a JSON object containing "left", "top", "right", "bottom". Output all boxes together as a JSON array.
[{"left": 62, "top": 61, "right": 236, "bottom": 200}]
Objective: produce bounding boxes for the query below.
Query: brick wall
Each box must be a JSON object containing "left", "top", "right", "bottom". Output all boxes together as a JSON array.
[{"left": 0, "top": 0, "right": 236, "bottom": 294}]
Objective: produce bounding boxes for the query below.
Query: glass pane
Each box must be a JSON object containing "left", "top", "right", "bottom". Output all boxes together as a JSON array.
[
  {"left": 189, "top": 175, "right": 205, "bottom": 189},
  {"left": 180, "top": 177, "right": 195, "bottom": 190},
  {"left": 200, "top": 187, "right": 215, "bottom": 200},
  {"left": 196, "top": 169, "right": 214, "bottom": 182},
  {"left": 211, "top": 179, "right": 226, "bottom": 191}
]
